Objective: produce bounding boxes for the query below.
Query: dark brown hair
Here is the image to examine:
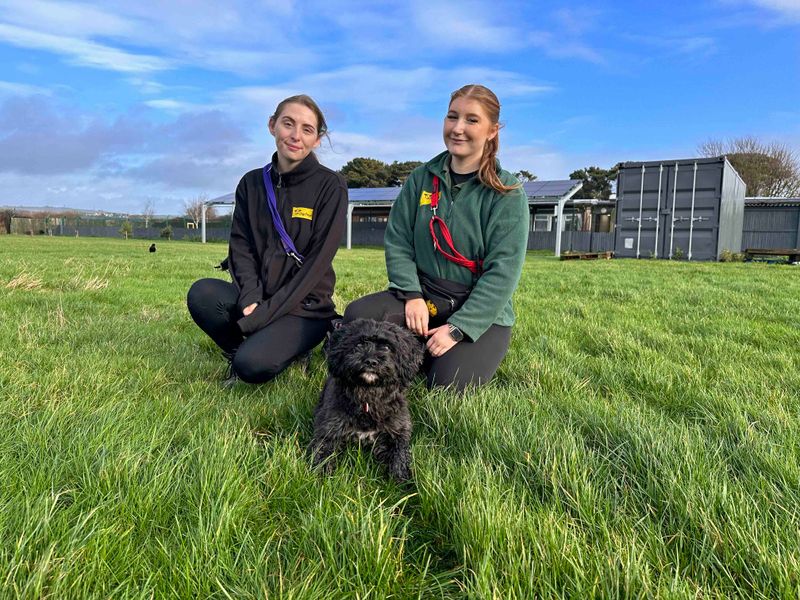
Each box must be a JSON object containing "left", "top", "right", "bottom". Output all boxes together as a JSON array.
[
  {"left": 270, "top": 94, "right": 329, "bottom": 141},
  {"left": 449, "top": 84, "right": 520, "bottom": 194}
]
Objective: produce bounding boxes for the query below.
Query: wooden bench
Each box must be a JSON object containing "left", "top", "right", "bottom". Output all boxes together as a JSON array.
[
  {"left": 560, "top": 250, "right": 615, "bottom": 261},
  {"left": 744, "top": 248, "right": 800, "bottom": 264}
]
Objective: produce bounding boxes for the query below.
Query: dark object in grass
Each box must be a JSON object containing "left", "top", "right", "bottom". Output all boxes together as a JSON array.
[
  {"left": 309, "top": 318, "right": 423, "bottom": 482},
  {"left": 149, "top": 243, "right": 156, "bottom": 253}
]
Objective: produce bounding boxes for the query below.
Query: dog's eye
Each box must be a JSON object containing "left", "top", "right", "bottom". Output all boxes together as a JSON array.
[{"left": 377, "top": 343, "right": 391, "bottom": 352}]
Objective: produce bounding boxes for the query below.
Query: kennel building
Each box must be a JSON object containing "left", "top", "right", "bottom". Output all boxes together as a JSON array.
[
  {"left": 342, "top": 180, "right": 587, "bottom": 254},
  {"left": 205, "top": 180, "right": 585, "bottom": 253},
  {"left": 742, "top": 197, "right": 800, "bottom": 250},
  {"left": 613, "top": 157, "right": 746, "bottom": 261}
]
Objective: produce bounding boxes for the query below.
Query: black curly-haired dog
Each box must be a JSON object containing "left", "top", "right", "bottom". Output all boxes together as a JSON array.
[{"left": 309, "top": 318, "right": 424, "bottom": 481}]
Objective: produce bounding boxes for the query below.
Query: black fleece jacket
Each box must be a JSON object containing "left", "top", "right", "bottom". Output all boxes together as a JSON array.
[{"left": 228, "top": 152, "right": 348, "bottom": 335}]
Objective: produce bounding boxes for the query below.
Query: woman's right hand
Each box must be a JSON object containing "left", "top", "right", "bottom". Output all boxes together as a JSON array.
[
  {"left": 405, "top": 298, "right": 429, "bottom": 336},
  {"left": 242, "top": 302, "right": 258, "bottom": 317}
]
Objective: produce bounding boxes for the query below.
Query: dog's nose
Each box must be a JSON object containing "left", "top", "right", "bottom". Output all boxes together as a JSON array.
[{"left": 364, "top": 357, "right": 379, "bottom": 368}]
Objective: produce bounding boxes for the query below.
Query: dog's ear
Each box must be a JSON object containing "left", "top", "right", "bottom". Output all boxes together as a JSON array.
[
  {"left": 390, "top": 326, "right": 424, "bottom": 385},
  {"left": 325, "top": 324, "right": 350, "bottom": 377}
]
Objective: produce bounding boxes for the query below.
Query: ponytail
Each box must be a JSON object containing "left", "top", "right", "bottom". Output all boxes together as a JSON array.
[{"left": 478, "top": 135, "right": 519, "bottom": 194}]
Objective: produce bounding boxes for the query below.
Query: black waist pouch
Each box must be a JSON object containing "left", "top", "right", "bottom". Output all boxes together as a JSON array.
[{"left": 418, "top": 272, "right": 472, "bottom": 321}]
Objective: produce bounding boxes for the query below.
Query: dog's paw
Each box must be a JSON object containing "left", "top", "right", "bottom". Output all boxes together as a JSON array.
[
  {"left": 388, "top": 461, "right": 413, "bottom": 482},
  {"left": 318, "top": 458, "right": 337, "bottom": 476},
  {"left": 310, "top": 445, "right": 337, "bottom": 476}
]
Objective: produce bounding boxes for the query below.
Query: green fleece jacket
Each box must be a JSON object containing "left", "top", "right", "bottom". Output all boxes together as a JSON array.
[{"left": 385, "top": 151, "right": 529, "bottom": 342}]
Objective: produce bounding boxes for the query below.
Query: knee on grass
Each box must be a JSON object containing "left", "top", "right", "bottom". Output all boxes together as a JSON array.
[{"left": 232, "top": 350, "right": 286, "bottom": 384}]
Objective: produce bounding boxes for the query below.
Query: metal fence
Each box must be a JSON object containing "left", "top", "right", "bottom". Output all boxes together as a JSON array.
[
  {"left": 742, "top": 205, "right": 800, "bottom": 249},
  {"left": 4, "top": 218, "right": 620, "bottom": 252},
  {"left": 528, "top": 231, "right": 615, "bottom": 252}
]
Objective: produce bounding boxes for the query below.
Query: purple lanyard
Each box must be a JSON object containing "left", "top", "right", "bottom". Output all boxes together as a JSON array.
[{"left": 263, "top": 164, "right": 304, "bottom": 267}]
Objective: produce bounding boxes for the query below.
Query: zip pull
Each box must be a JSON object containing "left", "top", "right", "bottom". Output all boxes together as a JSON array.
[{"left": 287, "top": 250, "right": 303, "bottom": 267}]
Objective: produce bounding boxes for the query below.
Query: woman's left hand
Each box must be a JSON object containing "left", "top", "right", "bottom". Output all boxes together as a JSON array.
[{"left": 426, "top": 325, "right": 457, "bottom": 357}]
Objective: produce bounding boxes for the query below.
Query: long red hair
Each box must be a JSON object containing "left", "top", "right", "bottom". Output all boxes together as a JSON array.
[{"left": 449, "top": 84, "right": 520, "bottom": 194}]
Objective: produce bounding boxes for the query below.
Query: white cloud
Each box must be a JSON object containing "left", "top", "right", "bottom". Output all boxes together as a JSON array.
[
  {"left": 620, "top": 33, "right": 718, "bottom": 61},
  {"left": 527, "top": 30, "right": 606, "bottom": 64},
  {"left": 748, "top": 0, "right": 800, "bottom": 21},
  {"left": 223, "top": 65, "right": 553, "bottom": 119},
  {"left": 0, "top": 80, "right": 51, "bottom": 96},
  {"left": 0, "top": 0, "right": 308, "bottom": 77},
  {"left": 411, "top": 0, "right": 523, "bottom": 52},
  {"left": 0, "top": 24, "right": 171, "bottom": 73},
  {"left": 317, "top": 128, "right": 444, "bottom": 170},
  {"left": 144, "top": 99, "right": 205, "bottom": 113},
  {"left": 0, "top": 0, "right": 134, "bottom": 37}
]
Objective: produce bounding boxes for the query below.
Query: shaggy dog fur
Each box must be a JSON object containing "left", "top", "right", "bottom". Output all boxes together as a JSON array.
[{"left": 309, "top": 318, "right": 424, "bottom": 481}]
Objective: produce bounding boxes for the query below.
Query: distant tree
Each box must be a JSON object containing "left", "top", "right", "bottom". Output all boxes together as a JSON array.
[
  {"left": 698, "top": 136, "right": 800, "bottom": 197},
  {"left": 386, "top": 161, "right": 423, "bottom": 186},
  {"left": 160, "top": 225, "right": 173, "bottom": 240},
  {"left": 340, "top": 158, "right": 389, "bottom": 188},
  {"left": 184, "top": 195, "right": 214, "bottom": 228},
  {"left": 0, "top": 208, "right": 15, "bottom": 234},
  {"left": 119, "top": 221, "right": 133, "bottom": 239},
  {"left": 142, "top": 199, "right": 155, "bottom": 228},
  {"left": 514, "top": 170, "right": 537, "bottom": 182},
  {"left": 569, "top": 165, "right": 619, "bottom": 199}
]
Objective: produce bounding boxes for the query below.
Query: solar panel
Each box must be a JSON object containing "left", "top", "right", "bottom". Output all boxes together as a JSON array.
[
  {"left": 347, "top": 187, "right": 402, "bottom": 202},
  {"left": 522, "top": 180, "right": 581, "bottom": 198},
  {"left": 208, "top": 192, "right": 235, "bottom": 204}
]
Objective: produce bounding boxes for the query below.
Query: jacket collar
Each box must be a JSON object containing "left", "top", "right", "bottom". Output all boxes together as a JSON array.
[
  {"left": 425, "top": 150, "right": 502, "bottom": 186},
  {"left": 269, "top": 151, "right": 320, "bottom": 186}
]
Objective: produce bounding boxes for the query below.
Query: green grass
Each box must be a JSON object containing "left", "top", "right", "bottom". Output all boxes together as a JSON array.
[{"left": 1, "top": 236, "right": 799, "bottom": 599}]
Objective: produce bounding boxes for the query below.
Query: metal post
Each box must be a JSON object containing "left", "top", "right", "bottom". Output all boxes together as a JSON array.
[
  {"left": 795, "top": 208, "right": 800, "bottom": 248},
  {"left": 568, "top": 204, "right": 575, "bottom": 252},
  {"left": 654, "top": 164, "right": 663, "bottom": 258},
  {"left": 346, "top": 204, "right": 354, "bottom": 250},
  {"left": 669, "top": 163, "right": 679, "bottom": 259},
  {"left": 555, "top": 197, "right": 567, "bottom": 257},
  {"left": 554, "top": 184, "right": 583, "bottom": 257},
  {"left": 688, "top": 162, "right": 698, "bottom": 261},
  {"left": 201, "top": 203, "right": 207, "bottom": 243},
  {"left": 636, "top": 165, "right": 645, "bottom": 258}
]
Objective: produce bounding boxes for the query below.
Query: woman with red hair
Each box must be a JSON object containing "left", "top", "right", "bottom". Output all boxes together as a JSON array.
[{"left": 345, "top": 84, "right": 529, "bottom": 391}]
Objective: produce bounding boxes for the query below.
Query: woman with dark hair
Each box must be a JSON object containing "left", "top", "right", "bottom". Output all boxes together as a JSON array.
[
  {"left": 345, "top": 84, "right": 529, "bottom": 391},
  {"left": 188, "top": 95, "right": 348, "bottom": 385}
]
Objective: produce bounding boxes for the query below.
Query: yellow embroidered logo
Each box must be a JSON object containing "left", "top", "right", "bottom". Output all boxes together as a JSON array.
[
  {"left": 419, "top": 191, "right": 432, "bottom": 206},
  {"left": 292, "top": 207, "right": 313, "bottom": 220},
  {"left": 426, "top": 299, "right": 438, "bottom": 317}
]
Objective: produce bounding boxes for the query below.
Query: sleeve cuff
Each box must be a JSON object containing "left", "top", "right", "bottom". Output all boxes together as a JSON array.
[
  {"left": 238, "top": 290, "right": 262, "bottom": 311},
  {"left": 391, "top": 289, "right": 423, "bottom": 301}
]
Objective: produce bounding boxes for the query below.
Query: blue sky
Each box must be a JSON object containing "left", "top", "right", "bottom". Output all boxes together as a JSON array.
[{"left": 0, "top": 0, "right": 798, "bottom": 215}]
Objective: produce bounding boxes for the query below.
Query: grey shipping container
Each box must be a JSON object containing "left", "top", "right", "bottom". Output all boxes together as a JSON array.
[{"left": 614, "top": 157, "right": 746, "bottom": 261}]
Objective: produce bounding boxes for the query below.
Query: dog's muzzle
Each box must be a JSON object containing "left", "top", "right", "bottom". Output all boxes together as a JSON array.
[{"left": 360, "top": 372, "right": 378, "bottom": 384}]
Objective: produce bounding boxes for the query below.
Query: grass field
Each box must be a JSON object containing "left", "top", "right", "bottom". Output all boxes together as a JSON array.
[{"left": 1, "top": 235, "right": 799, "bottom": 599}]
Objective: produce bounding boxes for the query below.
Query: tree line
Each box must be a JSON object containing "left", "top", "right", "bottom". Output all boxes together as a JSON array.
[{"left": 335, "top": 136, "right": 800, "bottom": 200}]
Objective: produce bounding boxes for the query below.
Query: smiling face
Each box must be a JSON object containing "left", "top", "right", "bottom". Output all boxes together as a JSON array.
[
  {"left": 268, "top": 102, "right": 322, "bottom": 172},
  {"left": 443, "top": 95, "right": 499, "bottom": 173}
]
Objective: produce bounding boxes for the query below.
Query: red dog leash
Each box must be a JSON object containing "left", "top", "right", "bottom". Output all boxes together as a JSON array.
[{"left": 429, "top": 175, "right": 483, "bottom": 275}]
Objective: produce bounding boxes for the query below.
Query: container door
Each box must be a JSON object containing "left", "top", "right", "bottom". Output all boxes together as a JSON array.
[
  {"left": 614, "top": 165, "right": 668, "bottom": 258},
  {"left": 661, "top": 161, "right": 721, "bottom": 261}
]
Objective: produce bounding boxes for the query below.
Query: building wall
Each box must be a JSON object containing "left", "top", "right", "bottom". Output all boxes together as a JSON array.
[{"left": 742, "top": 205, "right": 800, "bottom": 249}]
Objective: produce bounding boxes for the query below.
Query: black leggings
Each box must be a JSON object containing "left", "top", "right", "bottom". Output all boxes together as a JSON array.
[
  {"left": 187, "top": 278, "right": 330, "bottom": 384},
  {"left": 343, "top": 291, "right": 511, "bottom": 391}
]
